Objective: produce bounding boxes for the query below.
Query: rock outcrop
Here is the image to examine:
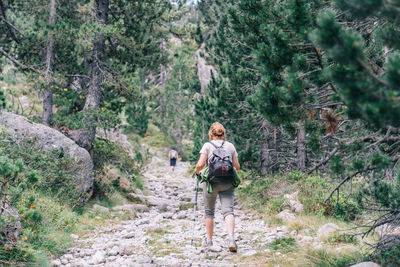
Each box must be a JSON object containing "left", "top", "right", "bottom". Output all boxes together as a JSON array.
[
  {"left": 196, "top": 43, "right": 217, "bottom": 93},
  {"left": 0, "top": 111, "right": 94, "bottom": 201},
  {"left": 282, "top": 191, "right": 304, "bottom": 213}
]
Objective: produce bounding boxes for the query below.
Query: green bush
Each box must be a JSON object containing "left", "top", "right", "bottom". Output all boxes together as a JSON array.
[
  {"left": 238, "top": 178, "right": 272, "bottom": 212},
  {"left": 376, "top": 245, "right": 400, "bottom": 267},
  {"left": 93, "top": 138, "right": 138, "bottom": 175},
  {"left": 324, "top": 198, "right": 362, "bottom": 222},
  {"left": 287, "top": 171, "right": 307, "bottom": 182},
  {"left": 296, "top": 175, "right": 329, "bottom": 214},
  {"left": 0, "top": 134, "right": 84, "bottom": 206},
  {"left": 326, "top": 233, "right": 359, "bottom": 245}
]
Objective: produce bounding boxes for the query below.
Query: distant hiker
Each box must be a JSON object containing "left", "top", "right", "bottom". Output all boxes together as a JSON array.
[
  {"left": 168, "top": 149, "right": 179, "bottom": 172},
  {"left": 195, "top": 122, "right": 240, "bottom": 253}
]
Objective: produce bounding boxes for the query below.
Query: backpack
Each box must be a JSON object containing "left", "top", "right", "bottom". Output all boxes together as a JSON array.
[
  {"left": 208, "top": 141, "right": 234, "bottom": 183},
  {"left": 169, "top": 150, "right": 178, "bottom": 159}
]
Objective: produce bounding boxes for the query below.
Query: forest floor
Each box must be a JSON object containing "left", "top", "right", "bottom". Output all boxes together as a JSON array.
[{"left": 52, "top": 147, "right": 367, "bottom": 267}]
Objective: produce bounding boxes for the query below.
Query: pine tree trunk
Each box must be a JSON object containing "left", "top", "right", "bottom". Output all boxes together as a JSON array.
[
  {"left": 160, "top": 64, "right": 167, "bottom": 132},
  {"left": 296, "top": 123, "right": 306, "bottom": 171},
  {"left": 261, "top": 120, "right": 270, "bottom": 175},
  {"left": 42, "top": 0, "right": 56, "bottom": 125},
  {"left": 175, "top": 69, "right": 183, "bottom": 153},
  {"left": 273, "top": 126, "right": 281, "bottom": 172},
  {"left": 69, "top": 0, "right": 108, "bottom": 154}
]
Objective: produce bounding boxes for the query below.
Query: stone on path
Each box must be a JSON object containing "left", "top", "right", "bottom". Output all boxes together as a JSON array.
[
  {"left": 91, "top": 251, "right": 105, "bottom": 264},
  {"left": 242, "top": 250, "right": 257, "bottom": 257}
]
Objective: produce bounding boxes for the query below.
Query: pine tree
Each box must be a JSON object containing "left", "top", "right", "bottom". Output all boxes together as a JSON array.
[
  {"left": 311, "top": 0, "right": 400, "bottom": 241},
  {"left": 126, "top": 101, "right": 149, "bottom": 137}
]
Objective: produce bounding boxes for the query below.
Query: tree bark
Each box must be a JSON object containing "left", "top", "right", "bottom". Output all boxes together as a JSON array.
[
  {"left": 42, "top": 0, "right": 57, "bottom": 125},
  {"left": 175, "top": 69, "right": 183, "bottom": 153},
  {"left": 296, "top": 122, "right": 306, "bottom": 171},
  {"left": 273, "top": 126, "right": 281, "bottom": 172},
  {"left": 261, "top": 120, "right": 270, "bottom": 175},
  {"left": 160, "top": 64, "right": 167, "bottom": 132},
  {"left": 69, "top": 0, "right": 108, "bottom": 154}
]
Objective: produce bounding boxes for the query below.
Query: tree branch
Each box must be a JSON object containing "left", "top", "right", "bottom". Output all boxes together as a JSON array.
[{"left": 0, "top": 48, "right": 39, "bottom": 73}]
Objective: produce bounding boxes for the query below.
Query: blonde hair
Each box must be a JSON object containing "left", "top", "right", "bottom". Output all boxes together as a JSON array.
[{"left": 208, "top": 122, "right": 226, "bottom": 140}]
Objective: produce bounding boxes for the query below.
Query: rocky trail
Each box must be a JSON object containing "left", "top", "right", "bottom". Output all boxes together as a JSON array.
[{"left": 53, "top": 154, "right": 327, "bottom": 267}]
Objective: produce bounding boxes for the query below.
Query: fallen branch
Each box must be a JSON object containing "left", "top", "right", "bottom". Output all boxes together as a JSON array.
[
  {"left": 0, "top": 48, "right": 39, "bottom": 73},
  {"left": 325, "top": 166, "right": 375, "bottom": 202},
  {"left": 307, "top": 146, "right": 338, "bottom": 174}
]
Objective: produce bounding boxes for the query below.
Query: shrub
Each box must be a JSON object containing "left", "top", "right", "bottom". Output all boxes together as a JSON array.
[
  {"left": 92, "top": 138, "right": 138, "bottom": 175},
  {"left": 0, "top": 134, "right": 84, "bottom": 206},
  {"left": 376, "top": 244, "right": 400, "bottom": 267},
  {"left": 323, "top": 198, "right": 362, "bottom": 222},
  {"left": 238, "top": 178, "right": 272, "bottom": 212}
]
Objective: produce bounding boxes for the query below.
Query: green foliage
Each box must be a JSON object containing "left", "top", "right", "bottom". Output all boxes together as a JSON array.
[
  {"left": 305, "top": 249, "right": 365, "bottom": 267},
  {"left": 0, "top": 90, "right": 5, "bottom": 109},
  {"left": 324, "top": 198, "right": 362, "bottom": 222},
  {"left": 311, "top": 4, "right": 400, "bottom": 128},
  {"left": 376, "top": 244, "right": 400, "bottom": 267},
  {"left": 126, "top": 102, "right": 149, "bottom": 137},
  {"left": 326, "top": 233, "right": 359, "bottom": 245},
  {"left": 92, "top": 138, "right": 138, "bottom": 175},
  {"left": 0, "top": 149, "right": 78, "bottom": 264},
  {"left": 268, "top": 237, "right": 297, "bottom": 253},
  {"left": 238, "top": 178, "right": 272, "bottom": 212},
  {"left": 0, "top": 134, "right": 83, "bottom": 206}
]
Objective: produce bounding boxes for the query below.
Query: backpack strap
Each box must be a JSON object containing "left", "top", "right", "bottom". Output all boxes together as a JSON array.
[{"left": 208, "top": 141, "right": 225, "bottom": 149}]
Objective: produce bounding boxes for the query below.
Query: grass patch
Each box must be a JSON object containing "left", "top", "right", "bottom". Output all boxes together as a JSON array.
[
  {"left": 179, "top": 203, "right": 193, "bottom": 211},
  {"left": 325, "top": 233, "right": 359, "bottom": 245},
  {"left": 268, "top": 237, "right": 297, "bottom": 253},
  {"left": 303, "top": 248, "right": 365, "bottom": 267}
]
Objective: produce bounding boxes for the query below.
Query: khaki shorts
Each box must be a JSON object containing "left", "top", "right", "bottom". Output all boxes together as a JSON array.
[{"left": 203, "top": 182, "right": 234, "bottom": 218}]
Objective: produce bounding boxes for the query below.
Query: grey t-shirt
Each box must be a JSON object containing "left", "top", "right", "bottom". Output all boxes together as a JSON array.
[{"left": 199, "top": 140, "right": 238, "bottom": 160}]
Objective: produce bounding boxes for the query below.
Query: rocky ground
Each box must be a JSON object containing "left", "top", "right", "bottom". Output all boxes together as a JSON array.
[{"left": 52, "top": 155, "right": 346, "bottom": 267}]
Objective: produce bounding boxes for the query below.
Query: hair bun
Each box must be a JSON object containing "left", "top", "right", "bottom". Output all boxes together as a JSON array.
[{"left": 209, "top": 122, "right": 226, "bottom": 139}]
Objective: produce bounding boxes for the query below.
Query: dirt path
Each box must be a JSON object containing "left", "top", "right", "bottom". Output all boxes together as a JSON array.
[{"left": 53, "top": 155, "right": 294, "bottom": 267}]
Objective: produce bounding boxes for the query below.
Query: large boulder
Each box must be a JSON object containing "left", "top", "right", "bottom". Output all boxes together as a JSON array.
[
  {"left": 0, "top": 203, "right": 22, "bottom": 247},
  {"left": 350, "top": 262, "right": 379, "bottom": 267},
  {"left": 0, "top": 111, "right": 94, "bottom": 201}
]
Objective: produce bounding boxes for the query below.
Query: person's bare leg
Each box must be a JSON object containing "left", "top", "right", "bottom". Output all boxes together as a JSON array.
[
  {"left": 225, "top": 214, "right": 237, "bottom": 252},
  {"left": 225, "top": 214, "right": 235, "bottom": 237},
  {"left": 205, "top": 218, "right": 214, "bottom": 239}
]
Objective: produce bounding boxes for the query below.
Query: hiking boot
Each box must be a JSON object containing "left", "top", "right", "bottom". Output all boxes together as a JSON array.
[
  {"left": 227, "top": 238, "right": 238, "bottom": 252},
  {"left": 201, "top": 239, "right": 213, "bottom": 253}
]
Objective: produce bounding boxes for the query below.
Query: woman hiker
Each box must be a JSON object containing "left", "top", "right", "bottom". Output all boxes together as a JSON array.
[{"left": 195, "top": 122, "right": 240, "bottom": 252}]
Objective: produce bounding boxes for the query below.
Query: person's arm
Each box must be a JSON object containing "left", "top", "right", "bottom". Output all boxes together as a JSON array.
[
  {"left": 195, "top": 153, "right": 208, "bottom": 175},
  {"left": 233, "top": 156, "right": 240, "bottom": 171}
]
